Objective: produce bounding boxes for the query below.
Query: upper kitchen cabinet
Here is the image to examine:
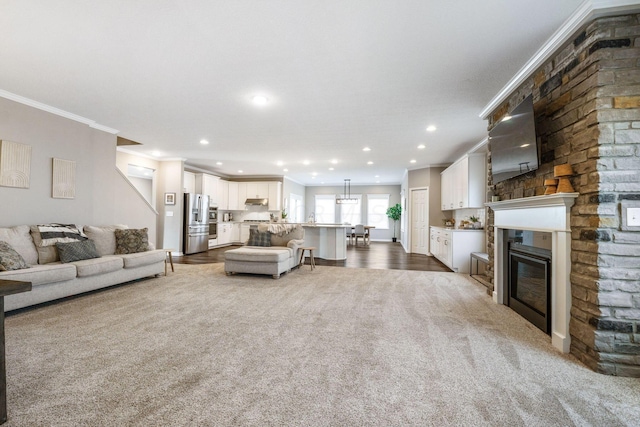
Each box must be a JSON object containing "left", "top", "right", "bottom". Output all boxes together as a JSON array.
[
  {"left": 268, "top": 182, "right": 282, "bottom": 211},
  {"left": 440, "top": 153, "right": 486, "bottom": 210},
  {"left": 217, "top": 179, "right": 230, "bottom": 210},
  {"left": 195, "top": 173, "right": 219, "bottom": 206},
  {"left": 183, "top": 171, "right": 196, "bottom": 194}
]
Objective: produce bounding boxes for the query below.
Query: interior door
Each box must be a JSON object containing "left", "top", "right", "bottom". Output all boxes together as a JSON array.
[{"left": 411, "top": 188, "right": 429, "bottom": 254}]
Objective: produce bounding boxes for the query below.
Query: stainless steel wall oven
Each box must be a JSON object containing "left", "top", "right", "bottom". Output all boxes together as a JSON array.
[{"left": 208, "top": 207, "right": 218, "bottom": 239}]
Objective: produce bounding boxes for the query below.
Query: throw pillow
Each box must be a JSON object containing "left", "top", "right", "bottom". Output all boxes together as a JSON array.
[
  {"left": 247, "top": 229, "right": 271, "bottom": 247},
  {"left": 0, "top": 241, "right": 30, "bottom": 271},
  {"left": 55, "top": 240, "right": 101, "bottom": 263},
  {"left": 114, "top": 228, "right": 149, "bottom": 254},
  {"left": 36, "top": 223, "right": 88, "bottom": 246},
  {"left": 31, "top": 223, "right": 87, "bottom": 264}
]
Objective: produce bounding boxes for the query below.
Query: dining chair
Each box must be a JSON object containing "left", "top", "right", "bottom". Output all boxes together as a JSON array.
[{"left": 353, "top": 224, "right": 366, "bottom": 246}]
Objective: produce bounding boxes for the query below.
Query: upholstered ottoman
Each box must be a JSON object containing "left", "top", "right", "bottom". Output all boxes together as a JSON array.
[{"left": 224, "top": 246, "right": 294, "bottom": 279}]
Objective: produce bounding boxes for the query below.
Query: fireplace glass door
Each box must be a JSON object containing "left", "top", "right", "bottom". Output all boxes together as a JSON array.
[{"left": 508, "top": 243, "right": 551, "bottom": 334}]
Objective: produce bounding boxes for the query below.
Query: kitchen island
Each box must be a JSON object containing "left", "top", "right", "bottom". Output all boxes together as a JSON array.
[{"left": 300, "top": 224, "right": 349, "bottom": 260}]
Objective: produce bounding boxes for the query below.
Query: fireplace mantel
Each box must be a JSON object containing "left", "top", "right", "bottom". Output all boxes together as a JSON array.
[{"left": 487, "top": 193, "right": 578, "bottom": 353}]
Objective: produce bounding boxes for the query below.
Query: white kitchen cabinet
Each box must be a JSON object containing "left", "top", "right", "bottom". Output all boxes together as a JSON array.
[
  {"left": 218, "top": 223, "right": 231, "bottom": 245},
  {"left": 237, "top": 183, "right": 247, "bottom": 207},
  {"left": 183, "top": 171, "right": 196, "bottom": 194},
  {"left": 245, "top": 182, "right": 258, "bottom": 199},
  {"left": 195, "top": 173, "right": 219, "bottom": 206},
  {"left": 430, "top": 226, "right": 485, "bottom": 273},
  {"left": 231, "top": 223, "right": 240, "bottom": 243},
  {"left": 217, "top": 180, "right": 229, "bottom": 210},
  {"left": 440, "top": 153, "right": 486, "bottom": 210},
  {"left": 208, "top": 238, "right": 218, "bottom": 249},
  {"left": 268, "top": 182, "right": 282, "bottom": 211},
  {"left": 227, "top": 181, "right": 238, "bottom": 210},
  {"left": 240, "top": 224, "right": 250, "bottom": 243}
]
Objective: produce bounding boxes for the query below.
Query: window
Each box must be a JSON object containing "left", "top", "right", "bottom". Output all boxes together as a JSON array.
[
  {"left": 367, "top": 194, "right": 390, "bottom": 229},
  {"left": 314, "top": 195, "right": 336, "bottom": 223},
  {"left": 289, "top": 193, "right": 304, "bottom": 223},
  {"left": 340, "top": 194, "right": 362, "bottom": 225}
]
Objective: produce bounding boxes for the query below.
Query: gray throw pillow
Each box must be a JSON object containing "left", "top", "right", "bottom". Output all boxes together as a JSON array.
[
  {"left": 55, "top": 240, "right": 101, "bottom": 263},
  {"left": 247, "top": 229, "right": 271, "bottom": 247},
  {"left": 0, "top": 241, "right": 30, "bottom": 271},
  {"left": 114, "top": 228, "right": 149, "bottom": 254}
]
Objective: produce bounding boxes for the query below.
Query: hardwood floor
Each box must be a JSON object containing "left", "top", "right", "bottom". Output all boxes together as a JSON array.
[{"left": 173, "top": 241, "right": 453, "bottom": 272}]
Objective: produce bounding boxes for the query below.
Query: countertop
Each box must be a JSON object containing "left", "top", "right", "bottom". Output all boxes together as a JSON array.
[{"left": 431, "top": 226, "right": 485, "bottom": 232}]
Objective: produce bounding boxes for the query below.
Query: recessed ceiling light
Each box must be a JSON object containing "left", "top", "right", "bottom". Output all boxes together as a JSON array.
[
  {"left": 200, "top": 139, "right": 209, "bottom": 145},
  {"left": 330, "top": 159, "right": 338, "bottom": 164},
  {"left": 238, "top": 170, "right": 243, "bottom": 173},
  {"left": 410, "top": 159, "right": 417, "bottom": 163},
  {"left": 252, "top": 95, "right": 269, "bottom": 106},
  {"left": 367, "top": 161, "right": 373, "bottom": 165},
  {"left": 363, "top": 147, "right": 371, "bottom": 152},
  {"left": 216, "top": 162, "right": 223, "bottom": 165},
  {"left": 375, "top": 175, "right": 379, "bottom": 178},
  {"left": 151, "top": 151, "right": 162, "bottom": 157},
  {"left": 312, "top": 172, "right": 317, "bottom": 176},
  {"left": 312, "top": 176, "right": 316, "bottom": 179},
  {"left": 303, "top": 160, "right": 310, "bottom": 165},
  {"left": 376, "top": 181, "right": 380, "bottom": 183},
  {"left": 276, "top": 161, "right": 284, "bottom": 166},
  {"left": 329, "top": 167, "right": 334, "bottom": 171},
  {"left": 283, "top": 168, "right": 289, "bottom": 172},
  {"left": 426, "top": 125, "right": 437, "bottom": 132},
  {"left": 418, "top": 144, "right": 426, "bottom": 149}
]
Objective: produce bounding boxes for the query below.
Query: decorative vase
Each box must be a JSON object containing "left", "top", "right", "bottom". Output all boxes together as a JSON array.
[
  {"left": 544, "top": 178, "right": 558, "bottom": 195},
  {"left": 554, "top": 164, "right": 574, "bottom": 193}
]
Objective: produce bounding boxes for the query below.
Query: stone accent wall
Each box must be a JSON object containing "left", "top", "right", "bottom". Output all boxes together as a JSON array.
[{"left": 486, "top": 14, "right": 640, "bottom": 377}]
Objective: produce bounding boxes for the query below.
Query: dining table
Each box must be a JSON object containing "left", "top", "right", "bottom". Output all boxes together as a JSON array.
[{"left": 350, "top": 225, "right": 375, "bottom": 245}]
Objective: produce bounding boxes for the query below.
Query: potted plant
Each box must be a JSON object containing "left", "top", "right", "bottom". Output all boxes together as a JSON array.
[
  {"left": 386, "top": 203, "right": 402, "bottom": 242},
  {"left": 469, "top": 215, "right": 481, "bottom": 229},
  {"left": 281, "top": 209, "right": 288, "bottom": 222}
]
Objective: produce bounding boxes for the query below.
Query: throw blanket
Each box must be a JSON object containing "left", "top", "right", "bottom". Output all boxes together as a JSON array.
[
  {"left": 258, "top": 223, "right": 299, "bottom": 236},
  {"left": 37, "top": 223, "right": 87, "bottom": 247}
]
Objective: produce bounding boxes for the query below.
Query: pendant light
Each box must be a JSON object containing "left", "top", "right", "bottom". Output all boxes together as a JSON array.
[{"left": 336, "top": 179, "right": 358, "bottom": 204}]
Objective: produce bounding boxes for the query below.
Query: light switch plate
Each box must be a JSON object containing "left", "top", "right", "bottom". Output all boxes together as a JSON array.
[
  {"left": 621, "top": 200, "right": 640, "bottom": 231},
  {"left": 628, "top": 208, "right": 640, "bottom": 226},
  {"left": 166, "top": 211, "right": 174, "bottom": 217}
]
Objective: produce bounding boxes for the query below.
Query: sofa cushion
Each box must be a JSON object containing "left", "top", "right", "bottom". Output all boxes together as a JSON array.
[
  {"left": 0, "top": 263, "right": 77, "bottom": 285},
  {"left": 72, "top": 256, "right": 123, "bottom": 278},
  {"left": 114, "top": 228, "right": 149, "bottom": 254},
  {"left": 118, "top": 250, "right": 166, "bottom": 269},
  {"left": 56, "top": 240, "right": 101, "bottom": 263},
  {"left": 83, "top": 225, "right": 128, "bottom": 256},
  {"left": 225, "top": 247, "right": 292, "bottom": 263},
  {"left": 270, "top": 225, "right": 304, "bottom": 247},
  {"left": 247, "top": 229, "right": 271, "bottom": 247},
  {"left": 0, "top": 225, "right": 38, "bottom": 265},
  {"left": 0, "top": 241, "right": 30, "bottom": 271}
]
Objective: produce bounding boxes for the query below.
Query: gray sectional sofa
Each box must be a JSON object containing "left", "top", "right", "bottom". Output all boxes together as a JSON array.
[
  {"left": 0, "top": 224, "right": 166, "bottom": 312},
  {"left": 224, "top": 223, "right": 305, "bottom": 279}
]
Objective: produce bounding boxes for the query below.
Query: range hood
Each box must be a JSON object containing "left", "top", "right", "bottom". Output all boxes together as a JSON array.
[{"left": 245, "top": 198, "right": 269, "bottom": 206}]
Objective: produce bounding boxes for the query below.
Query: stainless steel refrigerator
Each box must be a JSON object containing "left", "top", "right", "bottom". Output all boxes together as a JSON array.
[{"left": 183, "top": 193, "right": 210, "bottom": 254}]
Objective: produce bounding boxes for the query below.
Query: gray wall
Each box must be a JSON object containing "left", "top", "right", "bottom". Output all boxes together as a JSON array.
[
  {"left": 0, "top": 97, "right": 158, "bottom": 244},
  {"left": 305, "top": 184, "right": 401, "bottom": 241}
]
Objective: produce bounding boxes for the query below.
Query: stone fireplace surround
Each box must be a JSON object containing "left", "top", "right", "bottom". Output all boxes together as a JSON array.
[{"left": 487, "top": 193, "right": 578, "bottom": 353}]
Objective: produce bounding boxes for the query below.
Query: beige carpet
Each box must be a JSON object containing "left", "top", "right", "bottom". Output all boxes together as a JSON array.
[{"left": 5, "top": 264, "right": 640, "bottom": 426}]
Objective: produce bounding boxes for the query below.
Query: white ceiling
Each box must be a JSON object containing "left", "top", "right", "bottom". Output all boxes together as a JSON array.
[{"left": 0, "top": 0, "right": 585, "bottom": 185}]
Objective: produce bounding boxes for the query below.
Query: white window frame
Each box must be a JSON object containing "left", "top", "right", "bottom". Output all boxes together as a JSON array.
[
  {"left": 314, "top": 194, "right": 336, "bottom": 223},
  {"left": 339, "top": 194, "right": 362, "bottom": 225},
  {"left": 367, "top": 194, "right": 390, "bottom": 229}
]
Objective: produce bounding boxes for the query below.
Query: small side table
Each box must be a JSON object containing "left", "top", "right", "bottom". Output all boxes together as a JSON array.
[
  {"left": 0, "top": 279, "right": 32, "bottom": 424},
  {"left": 298, "top": 247, "right": 316, "bottom": 270},
  {"left": 164, "top": 249, "right": 175, "bottom": 276}
]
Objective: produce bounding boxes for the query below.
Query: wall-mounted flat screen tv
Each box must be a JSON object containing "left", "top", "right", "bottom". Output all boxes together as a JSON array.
[{"left": 489, "top": 94, "right": 539, "bottom": 183}]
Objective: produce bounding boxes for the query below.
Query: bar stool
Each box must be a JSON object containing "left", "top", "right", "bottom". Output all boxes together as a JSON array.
[{"left": 299, "top": 247, "right": 316, "bottom": 270}]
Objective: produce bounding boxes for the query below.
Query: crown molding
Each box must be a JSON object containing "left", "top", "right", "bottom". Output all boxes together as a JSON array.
[
  {"left": 0, "top": 89, "right": 119, "bottom": 134},
  {"left": 479, "top": 0, "right": 640, "bottom": 119}
]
